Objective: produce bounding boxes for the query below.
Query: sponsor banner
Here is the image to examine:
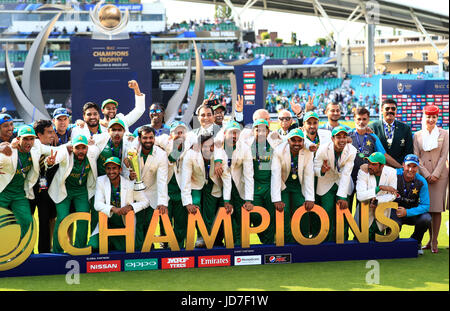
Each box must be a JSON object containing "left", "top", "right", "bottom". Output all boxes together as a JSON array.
[
  {"left": 234, "top": 255, "right": 262, "bottom": 266},
  {"left": 234, "top": 65, "right": 264, "bottom": 125},
  {"left": 381, "top": 79, "right": 449, "bottom": 132},
  {"left": 198, "top": 255, "right": 231, "bottom": 267},
  {"left": 162, "top": 257, "right": 195, "bottom": 269},
  {"left": 124, "top": 259, "right": 158, "bottom": 271},
  {"left": 264, "top": 254, "right": 292, "bottom": 264},
  {"left": 70, "top": 36, "right": 152, "bottom": 133},
  {"left": 86, "top": 260, "right": 121, "bottom": 273}
]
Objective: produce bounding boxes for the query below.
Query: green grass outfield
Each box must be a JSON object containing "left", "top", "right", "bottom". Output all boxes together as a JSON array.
[{"left": 0, "top": 211, "right": 448, "bottom": 291}]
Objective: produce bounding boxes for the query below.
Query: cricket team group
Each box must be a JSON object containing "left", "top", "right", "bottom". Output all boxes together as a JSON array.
[{"left": 0, "top": 80, "right": 448, "bottom": 255}]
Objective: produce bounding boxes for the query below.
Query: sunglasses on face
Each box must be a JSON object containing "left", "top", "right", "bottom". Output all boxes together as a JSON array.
[
  {"left": 150, "top": 109, "right": 162, "bottom": 114},
  {"left": 279, "top": 117, "right": 292, "bottom": 121},
  {"left": 384, "top": 107, "right": 397, "bottom": 112}
]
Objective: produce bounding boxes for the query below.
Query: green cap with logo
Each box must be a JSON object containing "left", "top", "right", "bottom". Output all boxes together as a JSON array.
[
  {"left": 17, "top": 125, "right": 37, "bottom": 138},
  {"left": 303, "top": 111, "right": 319, "bottom": 122},
  {"left": 104, "top": 156, "right": 121, "bottom": 167},
  {"left": 72, "top": 134, "right": 88, "bottom": 147},
  {"left": 287, "top": 128, "right": 305, "bottom": 140},
  {"left": 224, "top": 121, "right": 241, "bottom": 132},
  {"left": 252, "top": 118, "right": 269, "bottom": 128},
  {"left": 331, "top": 126, "right": 348, "bottom": 137},
  {"left": 366, "top": 152, "right": 386, "bottom": 165},
  {"left": 102, "top": 99, "right": 119, "bottom": 109},
  {"left": 108, "top": 118, "right": 126, "bottom": 129}
]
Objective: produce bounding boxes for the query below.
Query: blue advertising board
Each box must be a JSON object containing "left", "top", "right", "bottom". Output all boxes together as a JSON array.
[
  {"left": 234, "top": 65, "right": 264, "bottom": 126},
  {"left": 70, "top": 36, "right": 151, "bottom": 132},
  {"left": 381, "top": 79, "right": 449, "bottom": 132}
]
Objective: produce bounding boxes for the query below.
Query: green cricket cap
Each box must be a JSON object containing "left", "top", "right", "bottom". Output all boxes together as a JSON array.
[
  {"left": 252, "top": 118, "right": 269, "bottom": 128},
  {"left": 331, "top": 126, "right": 348, "bottom": 137},
  {"left": 17, "top": 125, "right": 36, "bottom": 138},
  {"left": 366, "top": 152, "right": 386, "bottom": 165},
  {"left": 71, "top": 134, "right": 88, "bottom": 147},
  {"left": 224, "top": 121, "right": 241, "bottom": 132},
  {"left": 108, "top": 118, "right": 125, "bottom": 129},
  {"left": 303, "top": 111, "right": 319, "bottom": 122},
  {"left": 104, "top": 156, "right": 121, "bottom": 167},
  {"left": 101, "top": 99, "right": 119, "bottom": 109},
  {"left": 169, "top": 121, "right": 187, "bottom": 133},
  {"left": 287, "top": 128, "right": 305, "bottom": 140}
]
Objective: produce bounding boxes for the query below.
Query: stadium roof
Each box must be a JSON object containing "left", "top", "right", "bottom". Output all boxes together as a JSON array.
[{"left": 178, "top": 0, "right": 449, "bottom": 36}]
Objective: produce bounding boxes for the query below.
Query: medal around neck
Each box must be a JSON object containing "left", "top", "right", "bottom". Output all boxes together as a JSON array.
[{"left": 127, "top": 148, "right": 146, "bottom": 191}]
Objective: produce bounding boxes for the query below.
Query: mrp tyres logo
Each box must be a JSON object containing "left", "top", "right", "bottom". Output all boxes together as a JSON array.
[
  {"left": 162, "top": 257, "right": 194, "bottom": 269},
  {"left": 0, "top": 208, "right": 37, "bottom": 272}
]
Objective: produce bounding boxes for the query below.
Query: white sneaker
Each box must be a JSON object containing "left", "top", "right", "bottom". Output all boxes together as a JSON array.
[
  {"left": 418, "top": 249, "right": 424, "bottom": 255},
  {"left": 195, "top": 237, "right": 206, "bottom": 248}
]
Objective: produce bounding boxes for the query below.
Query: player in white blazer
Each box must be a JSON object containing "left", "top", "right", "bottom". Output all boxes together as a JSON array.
[
  {"left": 155, "top": 121, "right": 197, "bottom": 248},
  {"left": 128, "top": 126, "right": 169, "bottom": 250},
  {"left": 271, "top": 128, "right": 315, "bottom": 243},
  {"left": 302, "top": 111, "right": 332, "bottom": 154},
  {"left": 314, "top": 126, "right": 357, "bottom": 242},
  {"left": 71, "top": 102, "right": 108, "bottom": 139},
  {"left": 181, "top": 133, "right": 232, "bottom": 247},
  {"left": 46, "top": 135, "right": 100, "bottom": 253},
  {"left": 0, "top": 126, "right": 47, "bottom": 238},
  {"left": 99, "top": 80, "right": 146, "bottom": 133},
  {"left": 214, "top": 120, "right": 254, "bottom": 247},
  {"left": 89, "top": 157, "right": 150, "bottom": 252},
  {"left": 355, "top": 152, "right": 398, "bottom": 240}
]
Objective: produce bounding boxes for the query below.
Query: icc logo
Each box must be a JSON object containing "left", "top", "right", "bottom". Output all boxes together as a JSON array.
[{"left": 0, "top": 207, "right": 37, "bottom": 271}]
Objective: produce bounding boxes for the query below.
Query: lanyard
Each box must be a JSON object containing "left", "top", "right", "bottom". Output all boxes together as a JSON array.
[
  {"left": 291, "top": 156, "right": 298, "bottom": 178},
  {"left": 355, "top": 133, "right": 368, "bottom": 153},
  {"left": 17, "top": 153, "right": 29, "bottom": 179},
  {"left": 58, "top": 130, "right": 69, "bottom": 145},
  {"left": 78, "top": 157, "right": 88, "bottom": 185},
  {"left": 334, "top": 151, "right": 341, "bottom": 173},
  {"left": 205, "top": 160, "right": 211, "bottom": 182},
  {"left": 402, "top": 175, "right": 416, "bottom": 198},
  {"left": 111, "top": 182, "right": 121, "bottom": 208},
  {"left": 109, "top": 139, "right": 122, "bottom": 160},
  {"left": 90, "top": 126, "right": 102, "bottom": 137}
]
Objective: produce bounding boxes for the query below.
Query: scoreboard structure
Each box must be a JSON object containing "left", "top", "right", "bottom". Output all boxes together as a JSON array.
[{"left": 380, "top": 79, "right": 449, "bottom": 132}]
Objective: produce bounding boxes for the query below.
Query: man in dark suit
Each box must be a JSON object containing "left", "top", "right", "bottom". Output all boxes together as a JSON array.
[{"left": 368, "top": 99, "right": 414, "bottom": 168}]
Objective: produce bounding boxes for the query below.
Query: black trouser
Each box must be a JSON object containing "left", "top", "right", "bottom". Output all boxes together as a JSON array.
[
  {"left": 29, "top": 190, "right": 57, "bottom": 254},
  {"left": 390, "top": 210, "right": 431, "bottom": 247}
]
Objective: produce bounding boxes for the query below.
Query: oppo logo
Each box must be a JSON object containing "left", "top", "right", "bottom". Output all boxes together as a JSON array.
[{"left": 124, "top": 259, "right": 158, "bottom": 271}]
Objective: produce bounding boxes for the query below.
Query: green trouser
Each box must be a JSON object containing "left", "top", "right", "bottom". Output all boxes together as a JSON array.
[
  {"left": 0, "top": 191, "right": 33, "bottom": 239},
  {"left": 230, "top": 182, "right": 245, "bottom": 246},
  {"left": 52, "top": 188, "right": 90, "bottom": 253},
  {"left": 252, "top": 183, "right": 275, "bottom": 245},
  {"left": 281, "top": 181, "right": 304, "bottom": 244},
  {"left": 89, "top": 199, "right": 98, "bottom": 237},
  {"left": 317, "top": 183, "right": 350, "bottom": 242},
  {"left": 166, "top": 175, "right": 188, "bottom": 249},
  {"left": 369, "top": 221, "right": 383, "bottom": 241},
  {"left": 192, "top": 180, "right": 223, "bottom": 233},
  {"left": 135, "top": 207, "right": 155, "bottom": 251},
  {"left": 88, "top": 213, "right": 126, "bottom": 251}
]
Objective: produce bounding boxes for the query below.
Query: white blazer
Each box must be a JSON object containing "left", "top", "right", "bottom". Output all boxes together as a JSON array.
[
  {"left": 71, "top": 124, "right": 107, "bottom": 140},
  {"left": 303, "top": 129, "right": 332, "bottom": 153},
  {"left": 94, "top": 175, "right": 150, "bottom": 217},
  {"left": 117, "top": 93, "right": 146, "bottom": 133},
  {"left": 155, "top": 132, "right": 197, "bottom": 189},
  {"left": 47, "top": 145, "right": 100, "bottom": 204},
  {"left": 314, "top": 141, "right": 357, "bottom": 197},
  {"left": 0, "top": 140, "right": 50, "bottom": 200},
  {"left": 356, "top": 165, "right": 397, "bottom": 231},
  {"left": 271, "top": 141, "right": 315, "bottom": 203},
  {"left": 133, "top": 142, "right": 169, "bottom": 209},
  {"left": 181, "top": 147, "right": 232, "bottom": 206},
  {"left": 94, "top": 132, "right": 134, "bottom": 178}
]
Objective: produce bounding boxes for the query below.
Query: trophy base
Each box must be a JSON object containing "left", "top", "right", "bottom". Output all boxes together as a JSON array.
[{"left": 134, "top": 181, "right": 146, "bottom": 191}]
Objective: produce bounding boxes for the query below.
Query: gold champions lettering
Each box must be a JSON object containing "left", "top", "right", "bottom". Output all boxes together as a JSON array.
[
  {"left": 92, "top": 50, "right": 129, "bottom": 62},
  {"left": 58, "top": 202, "right": 400, "bottom": 256}
]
